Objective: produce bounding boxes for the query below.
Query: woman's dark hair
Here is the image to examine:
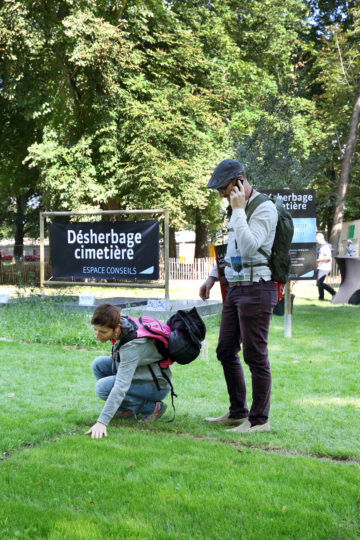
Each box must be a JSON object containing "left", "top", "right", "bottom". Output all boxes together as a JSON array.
[{"left": 91, "top": 303, "right": 121, "bottom": 329}]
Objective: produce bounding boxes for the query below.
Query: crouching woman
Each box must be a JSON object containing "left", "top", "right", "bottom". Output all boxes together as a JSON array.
[{"left": 85, "top": 303, "right": 171, "bottom": 439}]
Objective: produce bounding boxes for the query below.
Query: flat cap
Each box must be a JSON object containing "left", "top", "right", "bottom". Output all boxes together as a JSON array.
[{"left": 207, "top": 159, "right": 245, "bottom": 190}]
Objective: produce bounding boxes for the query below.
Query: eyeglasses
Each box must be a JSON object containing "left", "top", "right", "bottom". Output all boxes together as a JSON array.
[{"left": 217, "top": 179, "right": 234, "bottom": 195}]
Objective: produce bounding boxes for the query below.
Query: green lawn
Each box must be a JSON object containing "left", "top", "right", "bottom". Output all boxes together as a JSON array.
[{"left": 0, "top": 286, "right": 359, "bottom": 539}]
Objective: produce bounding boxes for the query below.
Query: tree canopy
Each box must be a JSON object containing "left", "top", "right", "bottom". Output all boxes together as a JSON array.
[{"left": 1, "top": 0, "right": 360, "bottom": 254}]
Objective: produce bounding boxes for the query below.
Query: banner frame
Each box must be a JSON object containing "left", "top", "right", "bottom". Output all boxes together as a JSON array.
[{"left": 39, "top": 209, "right": 170, "bottom": 301}]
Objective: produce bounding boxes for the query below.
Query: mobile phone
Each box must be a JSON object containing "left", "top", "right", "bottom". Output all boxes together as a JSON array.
[{"left": 235, "top": 177, "right": 244, "bottom": 189}]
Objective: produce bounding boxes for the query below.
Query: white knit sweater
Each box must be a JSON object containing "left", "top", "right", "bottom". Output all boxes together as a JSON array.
[{"left": 210, "top": 192, "right": 278, "bottom": 283}]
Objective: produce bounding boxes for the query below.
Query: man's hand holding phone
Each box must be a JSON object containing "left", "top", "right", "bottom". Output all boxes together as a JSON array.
[{"left": 230, "top": 179, "right": 245, "bottom": 210}]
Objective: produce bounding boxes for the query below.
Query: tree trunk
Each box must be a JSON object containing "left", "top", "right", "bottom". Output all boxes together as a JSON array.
[
  {"left": 327, "top": 213, "right": 333, "bottom": 241},
  {"left": 14, "top": 219, "right": 25, "bottom": 259},
  {"left": 102, "top": 198, "right": 121, "bottom": 221},
  {"left": 13, "top": 196, "right": 27, "bottom": 259},
  {"left": 195, "top": 219, "right": 209, "bottom": 258},
  {"left": 330, "top": 80, "right": 360, "bottom": 253},
  {"left": 169, "top": 226, "right": 176, "bottom": 258}
]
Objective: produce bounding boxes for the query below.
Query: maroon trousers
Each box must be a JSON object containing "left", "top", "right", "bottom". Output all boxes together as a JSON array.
[{"left": 216, "top": 280, "right": 278, "bottom": 425}]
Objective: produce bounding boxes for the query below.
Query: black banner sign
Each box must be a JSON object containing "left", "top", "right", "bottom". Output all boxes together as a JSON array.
[
  {"left": 51, "top": 220, "right": 159, "bottom": 281},
  {"left": 261, "top": 189, "right": 317, "bottom": 280}
]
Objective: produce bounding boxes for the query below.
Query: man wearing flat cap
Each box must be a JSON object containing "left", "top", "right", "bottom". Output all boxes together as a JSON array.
[{"left": 199, "top": 159, "right": 278, "bottom": 433}]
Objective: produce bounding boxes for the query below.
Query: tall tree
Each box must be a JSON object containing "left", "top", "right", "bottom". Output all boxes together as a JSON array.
[
  {"left": 1, "top": 0, "right": 321, "bottom": 250},
  {"left": 313, "top": 12, "right": 360, "bottom": 250},
  {"left": 235, "top": 95, "right": 323, "bottom": 189},
  {"left": 330, "top": 80, "right": 360, "bottom": 251},
  {"left": 0, "top": 0, "right": 230, "bottom": 227},
  {"left": 0, "top": 99, "right": 41, "bottom": 258},
  {"left": 172, "top": 0, "right": 319, "bottom": 251}
]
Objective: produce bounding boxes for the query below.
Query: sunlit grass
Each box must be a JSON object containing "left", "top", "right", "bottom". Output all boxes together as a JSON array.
[
  {"left": 299, "top": 397, "right": 360, "bottom": 407},
  {"left": 0, "top": 430, "right": 359, "bottom": 540},
  {"left": 1, "top": 285, "right": 360, "bottom": 539},
  {"left": 1, "top": 289, "right": 360, "bottom": 458}
]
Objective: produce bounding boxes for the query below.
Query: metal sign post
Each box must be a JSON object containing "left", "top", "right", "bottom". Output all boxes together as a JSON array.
[
  {"left": 164, "top": 209, "right": 170, "bottom": 307},
  {"left": 39, "top": 209, "right": 169, "bottom": 300},
  {"left": 284, "top": 281, "right": 291, "bottom": 338},
  {"left": 40, "top": 213, "right": 45, "bottom": 287}
]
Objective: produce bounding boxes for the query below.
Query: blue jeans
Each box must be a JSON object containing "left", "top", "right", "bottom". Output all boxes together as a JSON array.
[{"left": 92, "top": 356, "right": 170, "bottom": 417}]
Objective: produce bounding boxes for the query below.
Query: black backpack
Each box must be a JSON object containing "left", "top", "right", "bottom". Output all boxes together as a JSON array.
[
  {"left": 166, "top": 307, "right": 206, "bottom": 365},
  {"left": 116, "top": 308, "right": 206, "bottom": 366},
  {"left": 115, "top": 308, "right": 206, "bottom": 422},
  {"left": 245, "top": 194, "right": 294, "bottom": 284},
  {"left": 154, "top": 307, "right": 206, "bottom": 421}
]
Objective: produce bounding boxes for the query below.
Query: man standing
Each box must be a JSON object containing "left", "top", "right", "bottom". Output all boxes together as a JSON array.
[
  {"left": 346, "top": 239, "right": 353, "bottom": 257},
  {"left": 316, "top": 232, "right": 336, "bottom": 300},
  {"left": 199, "top": 159, "right": 278, "bottom": 433}
]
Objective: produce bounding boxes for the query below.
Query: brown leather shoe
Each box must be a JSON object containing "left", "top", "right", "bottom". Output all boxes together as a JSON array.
[{"left": 204, "top": 411, "right": 248, "bottom": 426}]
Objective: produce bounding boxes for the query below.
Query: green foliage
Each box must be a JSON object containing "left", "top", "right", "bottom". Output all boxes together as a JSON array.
[
  {"left": 0, "top": 0, "right": 319, "bottom": 230},
  {"left": 1, "top": 0, "right": 231, "bottom": 225},
  {"left": 231, "top": 261, "right": 242, "bottom": 274},
  {"left": 311, "top": 8, "right": 360, "bottom": 227},
  {"left": 0, "top": 99, "right": 42, "bottom": 247},
  {"left": 0, "top": 296, "right": 97, "bottom": 348},
  {"left": 4, "top": 0, "right": 359, "bottom": 235},
  {"left": 308, "top": 0, "right": 354, "bottom": 38},
  {"left": 235, "top": 94, "right": 324, "bottom": 189},
  {"left": 0, "top": 424, "right": 359, "bottom": 539}
]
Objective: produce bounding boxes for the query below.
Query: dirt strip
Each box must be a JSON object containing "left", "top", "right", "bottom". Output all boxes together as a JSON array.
[
  {"left": 2, "top": 424, "right": 359, "bottom": 468},
  {"left": 125, "top": 425, "right": 360, "bottom": 467}
]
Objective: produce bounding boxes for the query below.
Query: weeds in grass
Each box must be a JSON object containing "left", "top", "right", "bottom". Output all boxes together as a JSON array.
[
  {"left": 0, "top": 288, "right": 222, "bottom": 349},
  {"left": 0, "top": 292, "right": 97, "bottom": 348}
]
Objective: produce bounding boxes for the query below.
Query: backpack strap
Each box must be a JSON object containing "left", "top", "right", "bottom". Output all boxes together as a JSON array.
[
  {"left": 160, "top": 367, "right": 178, "bottom": 423},
  {"left": 245, "top": 193, "right": 270, "bottom": 221},
  {"left": 147, "top": 364, "right": 178, "bottom": 423},
  {"left": 177, "top": 311, "right": 202, "bottom": 346},
  {"left": 147, "top": 364, "right": 161, "bottom": 391},
  {"left": 119, "top": 317, "right": 138, "bottom": 347},
  {"left": 257, "top": 247, "right": 269, "bottom": 259},
  {"left": 244, "top": 193, "right": 273, "bottom": 283}
]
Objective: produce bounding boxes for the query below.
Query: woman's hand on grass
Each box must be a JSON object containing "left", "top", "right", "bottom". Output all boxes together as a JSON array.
[{"left": 85, "top": 422, "right": 107, "bottom": 439}]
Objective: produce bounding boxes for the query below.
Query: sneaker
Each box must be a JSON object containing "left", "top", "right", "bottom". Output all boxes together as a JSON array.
[
  {"left": 113, "top": 410, "right": 137, "bottom": 420},
  {"left": 204, "top": 411, "right": 248, "bottom": 426},
  {"left": 138, "top": 402, "right": 168, "bottom": 424},
  {"left": 225, "top": 419, "right": 271, "bottom": 433}
]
